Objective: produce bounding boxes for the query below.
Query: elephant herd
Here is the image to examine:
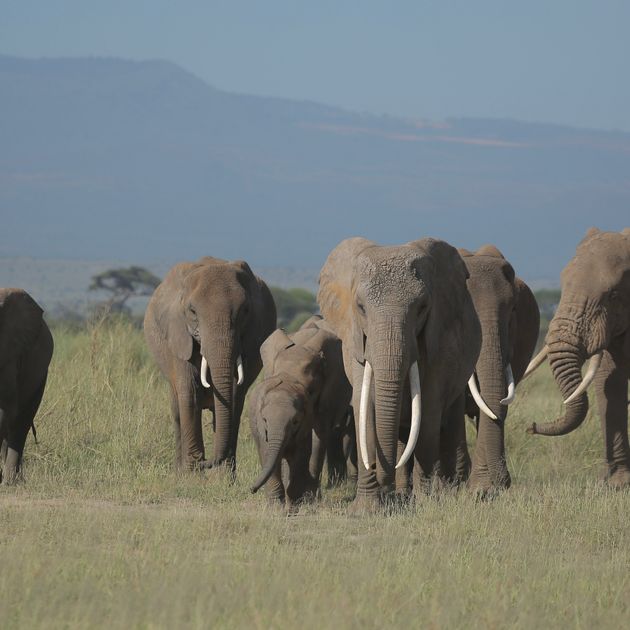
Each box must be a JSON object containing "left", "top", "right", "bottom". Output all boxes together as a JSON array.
[{"left": 1, "top": 228, "right": 629, "bottom": 507}]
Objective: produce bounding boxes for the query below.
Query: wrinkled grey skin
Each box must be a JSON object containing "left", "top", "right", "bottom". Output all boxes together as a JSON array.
[
  {"left": 318, "top": 238, "right": 481, "bottom": 506},
  {"left": 459, "top": 245, "right": 539, "bottom": 493},
  {"left": 248, "top": 316, "right": 352, "bottom": 506},
  {"left": 528, "top": 228, "right": 630, "bottom": 488},
  {"left": 0, "top": 289, "right": 53, "bottom": 484},
  {"left": 144, "top": 257, "right": 276, "bottom": 474}
]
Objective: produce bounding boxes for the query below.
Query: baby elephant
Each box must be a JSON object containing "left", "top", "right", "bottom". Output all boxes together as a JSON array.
[{"left": 249, "top": 317, "right": 351, "bottom": 505}]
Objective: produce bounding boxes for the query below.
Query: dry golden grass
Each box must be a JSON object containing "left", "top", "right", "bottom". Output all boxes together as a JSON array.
[{"left": 1, "top": 320, "right": 628, "bottom": 628}]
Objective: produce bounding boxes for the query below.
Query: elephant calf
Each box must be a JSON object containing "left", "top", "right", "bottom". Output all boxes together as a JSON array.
[
  {"left": 249, "top": 316, "right": 352, "bottom": 505},
  {"left": 0, "top": 288, "right": 53, "bottom": 483}
]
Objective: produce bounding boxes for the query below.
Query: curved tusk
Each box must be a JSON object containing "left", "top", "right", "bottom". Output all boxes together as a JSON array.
[
  {"left": 500, "top": 364, "right": 516, "bottom": 405},
  {"left": 236, "top": 355, "right": 244, "bottom": 386},
  {"left": 358, "top": 361, "right": 372, "bottom": 470},
  {"left": 564, "top": 351, "right": 603, "bottom": 404},
  {"left": 468, "top": 373, "right": 498, "bottom": 420},
  {"left": 200, "top": 356, "right": 211, "bottom": 388},
  {"left": 522, "top": 345, "right": 549, "bottom": 380},
  {"left": 396, "top": 361, "right": 421, "bottom": 470}
]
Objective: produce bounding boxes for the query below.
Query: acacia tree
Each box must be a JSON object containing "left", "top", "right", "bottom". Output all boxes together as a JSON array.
[{"left": 89, "top": 266, "right": 161, "bottom": 314}]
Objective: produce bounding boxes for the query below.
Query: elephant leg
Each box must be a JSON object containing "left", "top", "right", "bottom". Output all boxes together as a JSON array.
[
  {"left": 309, "top": 426, "right": 327, "bottom": 490},
  {"left": 3, "top": 408, "right": 30, "bottom": 485},
  {"left": 468, "top": 412, "right": 510, "bottom": 494},
  {"left": 342, "top": 413, "right": 358, "bottom": 484},
  {"left": 593, "top": 351, "right": 630, "bottom": 488},
  {"left": 169, "top": 387, "right": 183, "bottom": 470},
  {"left": 412, "top": 399, "right": 442, "bottom": 497},
  {"left": 326, "top": 425, "right": 347, "bottom": 487},
  {"left": 222, "top": 382, "right": 246, "bottom": 477},
  {"left": 395, "top": 422, "right": 412, "bottom": 496},
  {"left": 440, "top": 394, "right": 471, "bottom": 486},
  {"left": 286, "top": 437, "right": 318, "bottom": 506},
  {"left": 177, "top": 387, "right": 205, "bottom": 470},
  {"left": 350, "top": 364, "right": 381, "bottom": 509}
]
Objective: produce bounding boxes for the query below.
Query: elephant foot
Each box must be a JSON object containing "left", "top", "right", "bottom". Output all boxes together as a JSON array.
[
  {"left": 2, "top": 449, "right": 22, "bottom": 485},
  {"left": 348, "top": 493, "right": 382, "bottom": 515},
  {"left": 468, "top": 461, "right": 511, "bottom": 496},
  {"left": 606, "top": 467, "right": 630, "bottom": 489}
]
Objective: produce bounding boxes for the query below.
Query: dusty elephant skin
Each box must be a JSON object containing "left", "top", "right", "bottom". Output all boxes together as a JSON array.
[
  {"left": 318, "top": 238, "right": 481, "bottom": 507},
  {"left": 0, "top": 288, "right": 54, "bottom": 484},
  {"left": 458, "top": 245, "right": 539, "bottom": 494},
  {"left": 526, "top": 227, "right": 630, "bottom": 488},
  {"left": 248, "top": 316, "right": 352, "bottom": 507},
  {"left": 143, "top": 257, "right": 276, "bottom": 475}
]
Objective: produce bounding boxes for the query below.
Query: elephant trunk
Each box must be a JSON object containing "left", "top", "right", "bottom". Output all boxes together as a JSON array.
[
  {"left": 370, "top": 323, "right": 411, "bottom": 491},
  {"left": 527, "top": 344, "right": 589, "bottom": 436},
  {"left": 471, "top": 323, "right": 512, "bottom": 486},
  {"left": 203, "top": 332, "right": 238, "bottom": 464},
  {"left": 474, "top": 325, "right": 509, "bottom": 420},
  {"left": 251, "top": 430, "right": 287, "bottom": 493}
]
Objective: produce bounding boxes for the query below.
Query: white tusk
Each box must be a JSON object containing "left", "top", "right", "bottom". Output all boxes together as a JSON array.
[
  {"left": 236, "top": 355, "right": 244, "bottom": 386},
  {"left": 468, "top": 373, "right": 498, "bottom": 420},
  {"left": 500, "top": 364, "right": 516, "bottom": 405},
  {"left": 564, "top": 351, "right": 603, "bottom": 404},
  {"left": 396, "top": 361, "right": 421, "bottom": 470},
  {"left": 358, "top": 361, "right": 372, "bottom": 470},
  {"left": 522, "top": 345, "right": 549, "bottom": 380},
  {"left": 200, "top": 356, "right": 211, "bottom": 388}
]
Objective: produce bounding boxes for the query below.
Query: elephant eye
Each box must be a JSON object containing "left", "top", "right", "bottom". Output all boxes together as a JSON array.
[
  {"left": 188, "top": 305, "right": 197, "bottom": 317},
  {"left": 357, "top": 301, "right": 366, "bottom": 315}
]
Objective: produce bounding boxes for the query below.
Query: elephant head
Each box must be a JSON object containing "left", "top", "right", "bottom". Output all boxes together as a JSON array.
[
  {"left": 154, "top": 257, "right": 275, "bottom": 464},
  {"left": 318, "top": 237, "right": 478, "bottom": 492},
  {"left": 528, "top": 228, "right": 630, "bottom": 436},
  {"left": 249, "top": 327, "right": 331, "bottom": 492}
]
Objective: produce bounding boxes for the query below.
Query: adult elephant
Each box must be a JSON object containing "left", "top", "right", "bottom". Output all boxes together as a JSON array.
[
  {"left": 318, "top": 238, "right": 481, "bottom": 506},
  {"left": 0, "top": 288, "right": 54, "bottom": 484},
  {"left": 526, "top": 228, "right": 630, "bottom": 487},
  {"left": 144, "top": 257, "right": 276, "bottom": 474},
  {"left": 458, "top": 246, "right": 539, "bottom": 493}
]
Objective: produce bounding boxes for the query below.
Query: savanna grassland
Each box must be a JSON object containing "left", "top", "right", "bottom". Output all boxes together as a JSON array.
[{"left": 1, "top": 320, "right": 628, "bottom": 629}]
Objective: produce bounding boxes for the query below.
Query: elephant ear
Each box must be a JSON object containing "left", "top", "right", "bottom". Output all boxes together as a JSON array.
[
  {"left": 152, "top": 264, "right": 194, "bottom": 361},
  {"left": 298, "top": 314, "right": 324, "bottom": 331},
  {"left": 409, "top": 239, "right": 472, "bottom": 362},
  {"left": 231, "top": 260, "right": 278, "bottom": 349},
  {"left": 312, "top": 329, "right": 350, "bottom": 417},
  {"left": 318, "top": 237, "right": 376, "bottom": 346},
  {"left": 260, "top": 329, "right": 295, "bottom": 377},
  {"left": 510, "top": 277, "right": 541, "bottom": 383},
  {"left": 0, "top": 289, "right": 45, "bottom": 369}
]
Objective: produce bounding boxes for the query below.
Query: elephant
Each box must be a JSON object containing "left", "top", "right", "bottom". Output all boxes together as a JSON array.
[
  {"left": 144, "top": 257, "right": 276, "bottom": 474},
  {"left": 318, "top": 237, "right": 481, "bottom": 506},
  {"left": 525, "top": 227, "right": 630, "bottom": 488},
  {"left": 249, "top": 316, "right": 352, "bottom": 505},
  {"left": 458, "top": 245, "right": 540, "bottom": 493},
  {"left": 0, "top": 288, "right": 53, "bottom": 484}
]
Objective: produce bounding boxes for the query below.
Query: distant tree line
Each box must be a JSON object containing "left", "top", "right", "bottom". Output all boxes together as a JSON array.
[{"left": 48, "top": 267, "right": 558, "bottom": 346}]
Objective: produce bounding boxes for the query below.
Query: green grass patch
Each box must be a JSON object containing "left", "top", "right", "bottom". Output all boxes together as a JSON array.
[{"left": 1, "top": 321, "right": 628, "bottom": 628}]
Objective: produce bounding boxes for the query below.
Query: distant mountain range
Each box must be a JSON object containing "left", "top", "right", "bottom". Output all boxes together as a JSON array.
[{"left": 1, "top": 54, "right": 629, "bottom": 296}]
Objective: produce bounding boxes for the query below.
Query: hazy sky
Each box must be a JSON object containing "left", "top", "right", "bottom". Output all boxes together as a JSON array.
[{"left": 2, "top": 1, "right": 629, "bottom": 131}]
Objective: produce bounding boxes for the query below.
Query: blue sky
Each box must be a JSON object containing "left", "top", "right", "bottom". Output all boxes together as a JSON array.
[{"left": 2, "top": 1, "right": 629, "bottom": 130}]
